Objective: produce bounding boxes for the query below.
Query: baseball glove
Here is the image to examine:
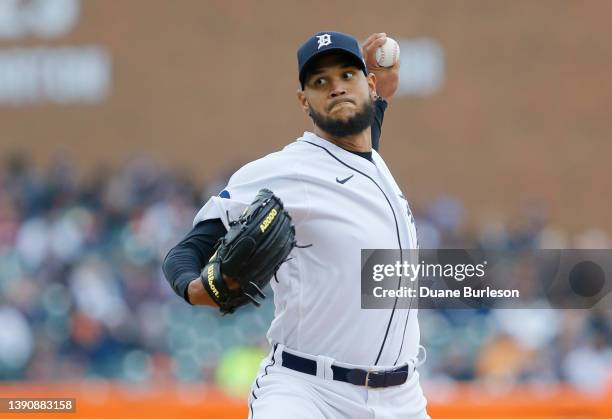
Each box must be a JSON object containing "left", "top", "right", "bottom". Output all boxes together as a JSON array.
[{"left": 201, "top": 189, "right": 296, "bottom": 314}]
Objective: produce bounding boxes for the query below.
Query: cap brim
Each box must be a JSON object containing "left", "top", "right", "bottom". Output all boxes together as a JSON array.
[{"left": 299, "top": 47, "right": 367, "bottom": 87}]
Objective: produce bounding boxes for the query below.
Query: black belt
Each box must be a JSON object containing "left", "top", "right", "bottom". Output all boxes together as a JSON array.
[{"left": 281, "top": 350, "right": 409, "bottom": 388}]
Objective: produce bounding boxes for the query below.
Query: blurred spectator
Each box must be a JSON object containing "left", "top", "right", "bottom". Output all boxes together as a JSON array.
[
  {"left": 0, "top": 152, "right": 610, "bottom": 395},
  {"left": 0, "top": 307, "right": 33, "bottom": 379}
]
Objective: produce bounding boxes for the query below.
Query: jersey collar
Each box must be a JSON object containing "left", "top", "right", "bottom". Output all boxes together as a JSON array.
[{"left": 299, "top": 132, "right": 378, "bottom": 165}]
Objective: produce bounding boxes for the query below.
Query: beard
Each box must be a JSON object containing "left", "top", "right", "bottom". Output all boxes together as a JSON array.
[{"left": 309, "top": 96, "right": 374, "bottom": 138}]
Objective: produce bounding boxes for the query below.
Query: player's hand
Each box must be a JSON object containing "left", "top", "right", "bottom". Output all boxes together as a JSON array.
[
  {"left": 200, "top": 189, "right": 296, "bottom": 314},
  {"left": 362, "top": 32, "right": 400, "bottom": 100}
]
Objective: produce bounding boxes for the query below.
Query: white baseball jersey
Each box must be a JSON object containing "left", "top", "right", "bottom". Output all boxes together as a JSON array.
[{"left": 194, "top": 131, "right": 420, "bottom": 367}]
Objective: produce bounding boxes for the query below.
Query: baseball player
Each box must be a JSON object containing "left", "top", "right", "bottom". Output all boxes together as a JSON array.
[{"left": 163, "top": 31, "right": 428, "bottom": 418}]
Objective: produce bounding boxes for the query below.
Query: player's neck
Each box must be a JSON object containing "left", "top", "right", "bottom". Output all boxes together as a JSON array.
[{"left": 313, "top": 126, "right": 372, "bottom": 152}]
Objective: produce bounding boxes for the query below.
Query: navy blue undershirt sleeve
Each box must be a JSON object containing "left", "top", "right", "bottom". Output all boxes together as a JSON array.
[
  {"left": 162, "top": 218, "right": 227, "bottom": 304},
  {"left": 164, "top": 98, "right": 387, "bottom": 302},
  {"left": 371, "top": 97, "right": 388, "bottom": 152}
]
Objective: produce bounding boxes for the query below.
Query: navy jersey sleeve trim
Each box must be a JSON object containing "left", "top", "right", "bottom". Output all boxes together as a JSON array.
[
  {"left": 162, "top": 218, "right": 227, "bottom": 304},
  {"left": 371, "top": 97, "right": 388, "bottom": 152}
]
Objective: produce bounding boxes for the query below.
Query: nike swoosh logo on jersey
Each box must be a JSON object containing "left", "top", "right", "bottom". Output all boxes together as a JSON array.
[{"left": 336, "top": 174, "right": 354, "bottom": 184}]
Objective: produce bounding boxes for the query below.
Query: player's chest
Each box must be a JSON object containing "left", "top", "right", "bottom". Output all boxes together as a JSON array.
[{"left": 301, "top": 171, "right": 416, "bottom": 249}]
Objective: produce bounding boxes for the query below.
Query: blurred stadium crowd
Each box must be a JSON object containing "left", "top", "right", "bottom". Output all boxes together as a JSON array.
[{"left": 0, "top": 153, "right": 610, "bottom": 394}]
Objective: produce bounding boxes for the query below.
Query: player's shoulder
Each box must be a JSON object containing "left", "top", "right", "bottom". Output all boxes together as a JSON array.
[
  {"left": 228, "top": 136, "right": 310, "bottom": 184},
  {"left": 371, "top": 148, "right": 389, "bottom": 170}
]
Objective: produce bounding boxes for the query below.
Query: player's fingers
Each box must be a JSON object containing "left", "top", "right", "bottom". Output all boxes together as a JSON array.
[
  {"left": 361, "top": 33, "right": 376, "bottom": 48},
  {"left": 363, "top": 36, "right": 388, "bottom": 70},
  {"left": 369, "top": 36, "right": 387, "bottom": 51},
  {"left": 362, "top": 32, "right": 385, "bottom": 47},
  {"left": 362, "top": 32, "right": 386, "bottom": 51},
  {"left": 363, "top": 35, "right": 387, "bottom": 59}
]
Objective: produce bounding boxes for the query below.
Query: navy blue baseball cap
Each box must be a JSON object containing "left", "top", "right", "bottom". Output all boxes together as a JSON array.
[{"left": 297, "top": 31, "right": 367, "bottom": 88}]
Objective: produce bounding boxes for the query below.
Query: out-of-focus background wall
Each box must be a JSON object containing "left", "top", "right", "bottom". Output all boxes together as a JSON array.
[
  {"left": 1, "top": 0, "right": 611, "bottom": 231},
  {"left": 0, "top": 1, "right": 610, "bottom": 418}
]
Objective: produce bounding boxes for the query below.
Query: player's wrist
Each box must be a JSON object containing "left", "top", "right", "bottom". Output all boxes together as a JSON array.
[
  {"left": 187, "top": 276, "right": 213, "bottom": 305},
  {"left": 200, "top": 261, "right": 230, "bottom": 307}
]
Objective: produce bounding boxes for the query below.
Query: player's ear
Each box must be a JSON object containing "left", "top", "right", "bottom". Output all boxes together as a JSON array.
[
  {"left": 296, "top": 89, "right": 310, "bottom": 114},
  {"left": 367, "top": 72, "right": 377, "bottom": 96}
]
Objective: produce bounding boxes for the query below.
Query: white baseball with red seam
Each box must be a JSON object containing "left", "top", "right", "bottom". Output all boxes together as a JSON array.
[{"left": 375, "top": 37, "right": 400, "bottom": 67}]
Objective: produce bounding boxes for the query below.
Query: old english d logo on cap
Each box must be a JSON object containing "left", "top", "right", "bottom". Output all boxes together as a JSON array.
[
  {"left": 297, "top": 31, "right": 368, "bottom": 88},
  {"left": 316, "top": 34, "right": 332, "bottom": 49}
]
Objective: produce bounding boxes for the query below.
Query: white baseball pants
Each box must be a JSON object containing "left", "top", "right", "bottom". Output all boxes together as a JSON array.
[{"left": 248, "top": 344, "right": 430, "bottom": 419}]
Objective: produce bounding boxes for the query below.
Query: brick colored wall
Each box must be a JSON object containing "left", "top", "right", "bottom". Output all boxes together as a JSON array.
[{"left": 1, "top": 0, "right": 610, "bottom": 232}]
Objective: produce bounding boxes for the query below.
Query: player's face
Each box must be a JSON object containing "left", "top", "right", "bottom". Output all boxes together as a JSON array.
[{"left": 298, "top": 53, "right": 376, "bottom": 137}]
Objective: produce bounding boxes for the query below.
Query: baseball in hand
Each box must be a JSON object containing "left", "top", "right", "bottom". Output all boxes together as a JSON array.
[{"left": 375, "top": 37, "right": 400, "bottom": 67}]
